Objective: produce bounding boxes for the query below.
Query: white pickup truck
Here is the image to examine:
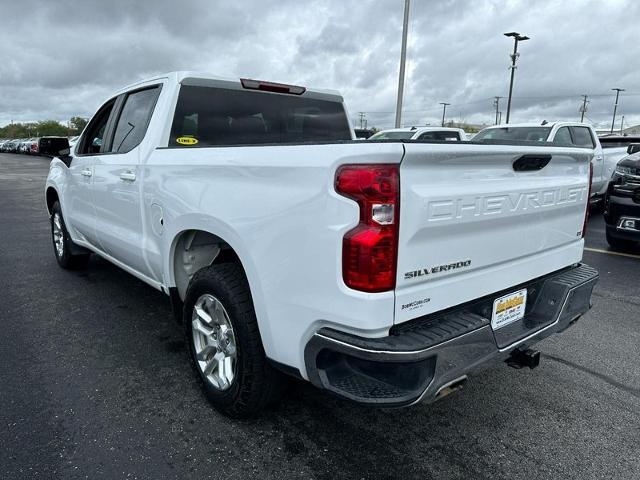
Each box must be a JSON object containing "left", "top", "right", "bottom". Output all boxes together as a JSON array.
[
  {"left": 43, "top": 72, "right": 598, "bottom": 417},
  {"left": 474, "top": 122, "right": 630, "bottom": 203},
  {"left": 368, "top": 127, "right": 467, "bottom": 141}
]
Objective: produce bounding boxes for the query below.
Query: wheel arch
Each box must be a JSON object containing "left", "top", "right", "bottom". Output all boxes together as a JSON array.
[
  {"left": 169, "top": 228, "right": 247, "bottom": 302},
  {"left": 45, "top": 186, "right": 59, "bottom": 215},
  {"left": 165, "top": 222, "right": 274, "bottom": 357}
]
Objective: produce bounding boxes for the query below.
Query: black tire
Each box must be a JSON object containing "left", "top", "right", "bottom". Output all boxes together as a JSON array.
[
  {"left": 606, "top": 229, "right": 636, "bottom": 251},
  {"left": 183, "top": 263, "right": 284, "bottom": 417},
  {"left": 51, "top": 201, "right": 91, "bottom": 269}
]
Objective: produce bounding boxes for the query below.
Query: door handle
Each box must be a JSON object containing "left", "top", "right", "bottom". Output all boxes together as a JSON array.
[
  {"left": 120, "top": 171, "right": 136, "bottom": 182},
  {"left": 81, "top": 169, "right": 92, "bottom": 177}
]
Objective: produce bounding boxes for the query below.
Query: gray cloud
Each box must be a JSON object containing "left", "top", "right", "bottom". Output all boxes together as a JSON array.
[{"left": 1, "top": 0, "right": 638, "bottom": 130}]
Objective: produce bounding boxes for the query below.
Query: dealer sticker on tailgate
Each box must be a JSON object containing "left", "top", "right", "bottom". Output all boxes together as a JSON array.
[{"left": 491, "top": 289, "right": 527, "bottom": 330}]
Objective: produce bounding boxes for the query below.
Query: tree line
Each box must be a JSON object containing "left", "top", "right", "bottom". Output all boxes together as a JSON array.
[{"left": 0, "top": 117, "right": 88, "bottom": 139}]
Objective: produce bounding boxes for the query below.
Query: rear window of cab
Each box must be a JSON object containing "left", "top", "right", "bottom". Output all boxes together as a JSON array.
[{"left": 170, "top": 85, "right": 352, "bottom": 147}]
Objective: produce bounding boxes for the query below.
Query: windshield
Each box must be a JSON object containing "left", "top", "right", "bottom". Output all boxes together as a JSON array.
[
  {"left": 368, "top": 131, "right": 415, "bottom": 140},
  {"left": 474, "top": 127, "right": 552, "bottom": 142}
]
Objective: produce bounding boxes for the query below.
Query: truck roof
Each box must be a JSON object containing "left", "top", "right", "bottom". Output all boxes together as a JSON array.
[
  {"left": 378, "top": 127, "right": 464, "bottom": 133},
  {"left": 481, "top": 122, "right": 595, "bottom": 130},
  {"left": 113, "top": 71, "right": 343, "bottom": 101}
]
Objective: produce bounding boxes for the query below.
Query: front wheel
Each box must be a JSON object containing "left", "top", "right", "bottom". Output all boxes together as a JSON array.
[
  {"left": 184, "top": 263, "right": 284, "bottom": 417},
  {"left": 51, "top": 201, "right": 91, "bottom": 269}
]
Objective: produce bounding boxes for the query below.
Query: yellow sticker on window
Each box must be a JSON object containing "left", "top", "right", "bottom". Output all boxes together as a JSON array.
[{"left": 176, "top": 136, "right": 198, "bottom": 145}]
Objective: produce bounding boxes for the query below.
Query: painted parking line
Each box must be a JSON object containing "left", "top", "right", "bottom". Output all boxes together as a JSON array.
[{"left": 584, "top": 247, "right": 640, "bottom": 260}]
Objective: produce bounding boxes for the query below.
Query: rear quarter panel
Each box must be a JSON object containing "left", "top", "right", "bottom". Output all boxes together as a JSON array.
[{"left": 144, "top": 142, "right": 403, "bottom": 376}]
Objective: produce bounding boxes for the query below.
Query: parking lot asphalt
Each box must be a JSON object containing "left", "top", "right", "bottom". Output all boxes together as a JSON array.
[{"left": 1, "top": 152, "right": 639, "bottom": 480}]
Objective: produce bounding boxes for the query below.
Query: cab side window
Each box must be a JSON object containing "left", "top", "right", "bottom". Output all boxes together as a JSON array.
[
  {"left": 111, "top": 86, "right": 161, "bottom": 153},
  {"left": 569, "top": 127, "right": 595, "bottom": 148},
  {"left": 77, "top": 99, "right": 116, "bottom": 155},
  {"left": 553, "top": 127, "right": 572, "bottom": 145}
]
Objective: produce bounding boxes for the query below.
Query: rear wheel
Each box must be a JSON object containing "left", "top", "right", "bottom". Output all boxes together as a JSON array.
[
  {"left": 51, "top": 202, "right": 91, "bottom": 269},
  {"left": 606, "top": 229, "right": 637, "bottom": 251},
  {"left": 184, "top": 263, "right": 284, "bottom": 417}
]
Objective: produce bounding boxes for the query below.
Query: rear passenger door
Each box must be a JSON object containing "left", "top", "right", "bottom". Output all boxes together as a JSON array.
[{"left": 92, "top": 85, "right": 161, "bottom": 278}]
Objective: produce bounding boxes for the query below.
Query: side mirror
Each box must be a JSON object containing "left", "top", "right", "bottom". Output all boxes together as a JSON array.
[
  {"left": 627, "top": 144, "right": 640, "bottom": 155},
  {"left": 39, "top": 137, "right": 71, "bottom": 159}
]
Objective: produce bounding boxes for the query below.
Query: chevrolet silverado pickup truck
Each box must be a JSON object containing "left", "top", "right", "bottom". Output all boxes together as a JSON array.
[
  {"left": 43, "top": 72, "right": 598, "bottom": 417},
  {"left": 475, "top": 122, "right": 629, "bottom": 204}
]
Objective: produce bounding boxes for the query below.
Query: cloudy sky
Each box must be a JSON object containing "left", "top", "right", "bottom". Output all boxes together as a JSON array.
[{"left": 1, "top": 0, "right": 638, "bottom": 130}]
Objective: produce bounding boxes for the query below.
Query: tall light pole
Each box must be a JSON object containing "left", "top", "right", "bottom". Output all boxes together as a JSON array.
[
  {"left": 440, "top": 102, "right": 450, "bottom": 127},
  {"left": 610, "top": 88, "right": 625, "bottom": 134},
  {"left": 504, "top": 32, "right": 530, "bottom": 124},
  {"left": 395, "top": 0, "right": 411, "bottom": 128}
]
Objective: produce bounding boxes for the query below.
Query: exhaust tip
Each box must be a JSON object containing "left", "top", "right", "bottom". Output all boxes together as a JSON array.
[{"left": 435, "top": 376, "right": 468, "bottom": 400}]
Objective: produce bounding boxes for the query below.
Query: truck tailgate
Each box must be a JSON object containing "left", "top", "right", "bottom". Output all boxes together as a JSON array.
[{"left": 395, "top": 143, "right": 592, "bottom": 324}]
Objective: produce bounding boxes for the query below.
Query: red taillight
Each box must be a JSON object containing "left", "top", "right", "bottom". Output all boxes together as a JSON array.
[
  {"left": 335, "top": 164, "right": 400, "bottom": 292},
  {"left": 582, "top": 162, "right": 593, "bottom": 238},
  {"left": 240, "top": 78, "right": 306, "bottom": 95}
]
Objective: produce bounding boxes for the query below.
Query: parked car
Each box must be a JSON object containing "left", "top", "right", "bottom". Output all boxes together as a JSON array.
[
  {"left": 3, "top": 139, "right": 23, "bottom": 153},
  {"left": 29, "top": 138, "right": 40, "bottom": 155},
  {"left": 599, "top": 135, "right": 640, "bottom": 149},
  {"left": 603, "top": 143, "right": 640, "bottom": 249},
  {"left": 474, "top": 122, "right": 629, "bottom": 204},
  {"left": 43, "top": 72, "right": 598, "bottom": 417},
  {"left": 19, "top": 138, "right": 37, "bottom": 154},
  {"left": 368, "top": 126, "right": 466, "bottom": 141}
]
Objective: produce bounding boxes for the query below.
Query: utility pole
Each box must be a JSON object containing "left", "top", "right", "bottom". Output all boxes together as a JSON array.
[
  {"left": 493, "top": 96, "right": 502, "bottom": 125},
  {"left": 610, "top": 88, "right": 625, "bottom": 134},
  {"left": 498, "top": 111, "right": 502, "bottom": 124},
  {"left": 620, "top": 115, "right": 625, "bottom": 134},
  {"left": 503, "top": 32, "right": 530, "bottom": 124},
  {"left": 358, "top": 112, "right": 366, "bottom": 130},
  {"left": 579, "top": 95, "right": 589, "bottom": 122},
  {"left": 439, "top": 102, "right": 450, "bottom": 127},
  {"left": 395, "top": 0, "right": 411, "bottom": 128}
]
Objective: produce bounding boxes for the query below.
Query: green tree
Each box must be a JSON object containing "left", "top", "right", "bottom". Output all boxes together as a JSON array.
[
  {"left": 70, "top": 116, "right": 88, "bottom": 135},
  {"left": 35, "top": 120, "right": 69, "bottom": 136}
]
